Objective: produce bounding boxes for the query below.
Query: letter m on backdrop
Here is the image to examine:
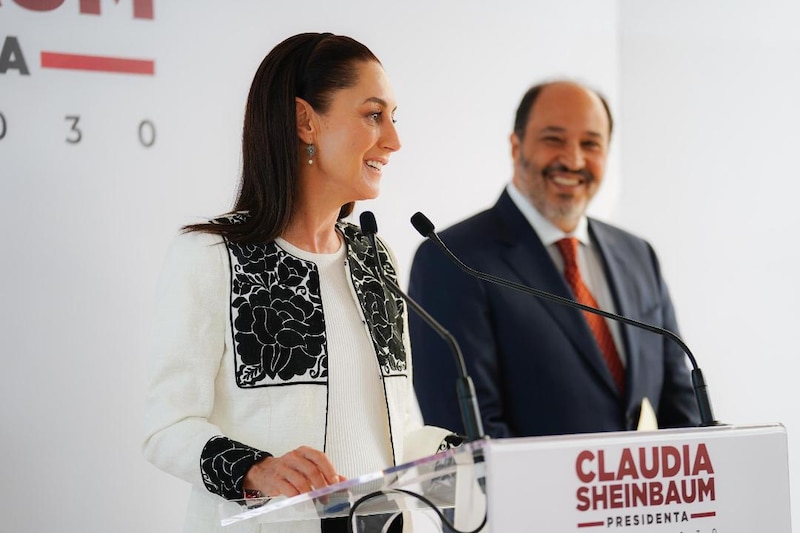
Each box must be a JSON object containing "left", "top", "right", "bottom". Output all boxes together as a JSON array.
[{"left": 79, "top": 0, "right": 153, "bottom": 19}]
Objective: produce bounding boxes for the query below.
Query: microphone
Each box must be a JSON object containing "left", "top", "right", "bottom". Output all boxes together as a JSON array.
[
  {"left": 358, "top": 211, "right": 486, "bottom": 442},
  {"left": 410, "top": 211, "right": 718, "bottom": 428}
]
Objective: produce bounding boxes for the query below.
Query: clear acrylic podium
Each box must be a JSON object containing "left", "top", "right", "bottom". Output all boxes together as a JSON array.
[
  {"left": 219, "top": 438, "right": 488, "bottom": 531},
  {"left": 219, "top": 424, "right": 791, "bottom": 532}
]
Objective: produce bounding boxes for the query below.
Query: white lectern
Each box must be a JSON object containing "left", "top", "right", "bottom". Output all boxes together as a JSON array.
[{"left": 219, "top": 424, "right": 791, "bottom": 532}]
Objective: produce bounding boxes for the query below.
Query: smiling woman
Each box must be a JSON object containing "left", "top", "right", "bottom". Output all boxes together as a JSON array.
[
  {"left": 142, "top": 32, "right": 455, "bottom": 533},
  {"left": 299, "top": 60, "right": 402, "bottom": 217}
]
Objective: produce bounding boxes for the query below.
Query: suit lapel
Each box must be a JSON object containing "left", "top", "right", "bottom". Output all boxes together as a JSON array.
[
  {"left": 492, "top": 192, "right": 621, "bottom": 396},
  {"left": 589, "top": 221, "right": 642, "bottom": 408}
]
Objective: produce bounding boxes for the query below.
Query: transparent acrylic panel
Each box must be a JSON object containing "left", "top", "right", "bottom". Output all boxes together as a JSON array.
[{"left": 219, "top": 439, "right": 488, "bottom": 528}]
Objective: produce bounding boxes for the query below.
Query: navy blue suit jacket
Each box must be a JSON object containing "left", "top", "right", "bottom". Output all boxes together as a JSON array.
[{"left": 408, "top": 191, "right": 699, "bottom": 438}]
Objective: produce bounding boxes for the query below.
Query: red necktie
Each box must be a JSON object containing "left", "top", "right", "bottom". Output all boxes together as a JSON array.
[{"left": 556, "top": 237, "right": 625, "bottom": 394}]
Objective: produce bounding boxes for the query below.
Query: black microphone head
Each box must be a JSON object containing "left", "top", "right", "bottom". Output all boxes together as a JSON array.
[
  {"left": 410, "top": 212, "right": 435, "bottom": 237},
  {"left": 359, "top": 211, "right": 378, "bottom": 236}
]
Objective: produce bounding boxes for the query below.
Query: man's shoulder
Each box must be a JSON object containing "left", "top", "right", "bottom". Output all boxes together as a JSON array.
[
  {"left": 589, "top": 217, "right": 651, "bottom": 247},
  {"left": 436, "top": 206, "right": 502, "bottom": 246},
  {"left": 410, "top": 206, "right": 497, "bottom": 270},
  {"left": 588, "top": 217, "right": 660, "bottom": 269}
]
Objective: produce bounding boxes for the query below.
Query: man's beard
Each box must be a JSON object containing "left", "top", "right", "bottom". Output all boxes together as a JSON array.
[{"left": 519, "top": 156, "right": 595, "bottom": 227}]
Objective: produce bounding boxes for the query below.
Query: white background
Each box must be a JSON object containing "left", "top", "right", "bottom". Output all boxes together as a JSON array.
[{"left": 1, "top": 1, "right": 796, "bottom": 531}]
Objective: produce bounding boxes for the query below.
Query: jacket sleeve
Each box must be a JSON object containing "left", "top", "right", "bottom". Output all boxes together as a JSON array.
[
  {"left": 408, "top": 239, "right": 513, "bottom": 439},
  {"left": 142, "top": 231, "right": 269, "bottom": 501},
  {"left": 646, "top": 244, "right": 702, "bottom": 428}
]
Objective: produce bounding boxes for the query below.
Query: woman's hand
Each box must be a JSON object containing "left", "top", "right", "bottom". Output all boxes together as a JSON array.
[{"left": 243, "top": 445, "right": 343, "bottom": 497}]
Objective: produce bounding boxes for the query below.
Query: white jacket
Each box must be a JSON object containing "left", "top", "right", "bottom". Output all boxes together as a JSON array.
[{"left": 143, "top": 220, "right": 450, "bottom": 533}]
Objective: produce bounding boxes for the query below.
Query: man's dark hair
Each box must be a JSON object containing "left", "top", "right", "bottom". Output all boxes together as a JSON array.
[{"left": 513, "top": 81, "right": 614, "bottom": 140}]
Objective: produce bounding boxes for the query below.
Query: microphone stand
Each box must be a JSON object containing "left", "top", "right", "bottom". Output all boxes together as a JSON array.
[{"left": 359, "top": 211, "right": 486, "bottom": 442}]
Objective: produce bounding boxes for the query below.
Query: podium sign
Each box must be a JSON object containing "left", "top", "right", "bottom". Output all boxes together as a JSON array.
[
  {"left": 485, "top": 424, "right": 791, "bottom": 532},
  {"left": 219, "top": 424, "right": 790, "bottom": 532}
]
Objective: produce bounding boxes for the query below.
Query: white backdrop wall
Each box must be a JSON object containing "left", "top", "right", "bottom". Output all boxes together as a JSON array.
[
  {"left": 1, "top": 1, "right": 794, "bottom": 532},
  {"left": 618, "top": 0, "right": 799, "bottom": 526}
]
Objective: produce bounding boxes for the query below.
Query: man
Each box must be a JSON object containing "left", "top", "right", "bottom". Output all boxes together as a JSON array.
[{"left": 408, "top": 80, "right": 699, "bottom": 439}]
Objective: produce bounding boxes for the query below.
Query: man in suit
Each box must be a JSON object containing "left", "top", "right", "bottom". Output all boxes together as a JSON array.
[{"left": 408, "top": 80, "right": 699, "bottom": 439}]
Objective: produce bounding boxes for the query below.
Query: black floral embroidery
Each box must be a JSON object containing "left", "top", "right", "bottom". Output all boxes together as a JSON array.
[
  {"left": 220, "top": 215, "right": 406, "bottom": 387},
  {"left": 437, "top": 433, "right": 465, "bottom": 452},
  {"left": 200, "top": 435, "right": 271, "bottom": 501},
  {"left": 227, "top": 238, "right": 327, "bottom": 387},
  {"left": 340, "top": 223, "right": 407, "bottom": 375}
]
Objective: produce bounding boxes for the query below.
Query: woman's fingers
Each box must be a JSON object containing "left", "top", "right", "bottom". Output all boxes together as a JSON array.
[
  {"left": 292, "top": 446, "right": 339, "bottom": 486},
  {"left": 247, "top": 446, "right": 341, "bottom": 497}
]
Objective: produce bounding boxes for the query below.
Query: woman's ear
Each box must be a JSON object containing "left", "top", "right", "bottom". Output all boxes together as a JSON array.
[{"left": 296, "top": 97, "right": 316, "bottom": 145}]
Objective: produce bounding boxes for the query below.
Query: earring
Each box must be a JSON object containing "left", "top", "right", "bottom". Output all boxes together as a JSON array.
[{"left": 306, "top": 143, "right": 316, "bottom": 165}]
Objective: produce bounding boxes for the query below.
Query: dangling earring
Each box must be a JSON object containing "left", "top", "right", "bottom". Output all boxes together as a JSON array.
[{"left": 306, "top": 143, "right": 316, "bottom": 165}]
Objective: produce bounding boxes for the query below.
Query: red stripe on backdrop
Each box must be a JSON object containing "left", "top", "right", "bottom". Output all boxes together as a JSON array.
[{"left": 41, "top": 52, "right": 155, "bottom": 75}]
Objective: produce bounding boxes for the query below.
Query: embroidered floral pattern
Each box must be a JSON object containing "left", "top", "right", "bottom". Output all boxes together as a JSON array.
[
  {"left": 437, "top": 433, "right": 465, "bottom": 452},
  {"left": 228, "top": 239, "right": 327, "bottom": 387},
  {"left": 220, "top": 216, "right": 407, "bottom": 387},
  {"left": 340, "top": 223, "right": 407, "bottom": 375},
  {"left": 200, "top": 435, "right": 270, "bottom": 500}
]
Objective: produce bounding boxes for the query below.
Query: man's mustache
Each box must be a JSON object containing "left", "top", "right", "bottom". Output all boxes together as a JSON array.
[{"left": 542, "top": 163, "right": 594, "bottom": 184}]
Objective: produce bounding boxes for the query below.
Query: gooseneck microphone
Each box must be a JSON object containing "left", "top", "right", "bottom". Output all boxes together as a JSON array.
[
  {"left": 410, "top": 211, "right": 718, "bottom": 428},
  {"left": 359, "top": 211, "right": 486, "bottom": 442}
]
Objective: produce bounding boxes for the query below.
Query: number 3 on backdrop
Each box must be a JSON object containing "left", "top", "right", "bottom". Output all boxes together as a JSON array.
[
  {"left": 62, "top": 115, "right": 156, "bottom": 147},
  {"left": 0, "top": 112, "right": 155, "bottom": 147}
]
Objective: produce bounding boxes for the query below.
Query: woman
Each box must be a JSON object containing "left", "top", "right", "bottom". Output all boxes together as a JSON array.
[{"left": 143, "top": 33, "right": 452, "bottom": 532}]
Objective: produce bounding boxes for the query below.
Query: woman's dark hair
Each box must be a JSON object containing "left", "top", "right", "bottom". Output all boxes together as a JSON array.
[{"left": 185, "top": 32, "right": 380, "bottom": 242}]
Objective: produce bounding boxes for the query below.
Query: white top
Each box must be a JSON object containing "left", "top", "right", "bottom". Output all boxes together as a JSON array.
[{"left": 274, "top": 236, "right": 393, "bottom": 478}]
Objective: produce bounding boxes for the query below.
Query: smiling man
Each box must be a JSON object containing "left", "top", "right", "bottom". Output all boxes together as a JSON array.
[{"left": 408, "top": 80, "right": 700, "bottom": 439}]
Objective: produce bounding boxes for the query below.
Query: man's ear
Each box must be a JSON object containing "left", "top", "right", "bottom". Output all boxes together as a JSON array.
[
  {"left": 510, "top": 132, "right": 521, "bottom": 161},
  {"left": 296, "top": 97, "right": 316, "bottom": 145}
]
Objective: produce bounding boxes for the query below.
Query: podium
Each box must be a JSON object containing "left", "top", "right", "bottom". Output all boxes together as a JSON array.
[{"left": 219, "top": 424, "right": 791, "bottom": 532}]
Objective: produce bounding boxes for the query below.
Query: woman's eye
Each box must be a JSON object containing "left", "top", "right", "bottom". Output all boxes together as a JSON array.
[{"left": 368, "top": 112, "right": 381, "bottom": 121}]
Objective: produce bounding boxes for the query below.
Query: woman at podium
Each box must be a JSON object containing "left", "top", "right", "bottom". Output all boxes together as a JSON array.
[{"left": 143, "top": 32, "right": 452, "bottom": 533}]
